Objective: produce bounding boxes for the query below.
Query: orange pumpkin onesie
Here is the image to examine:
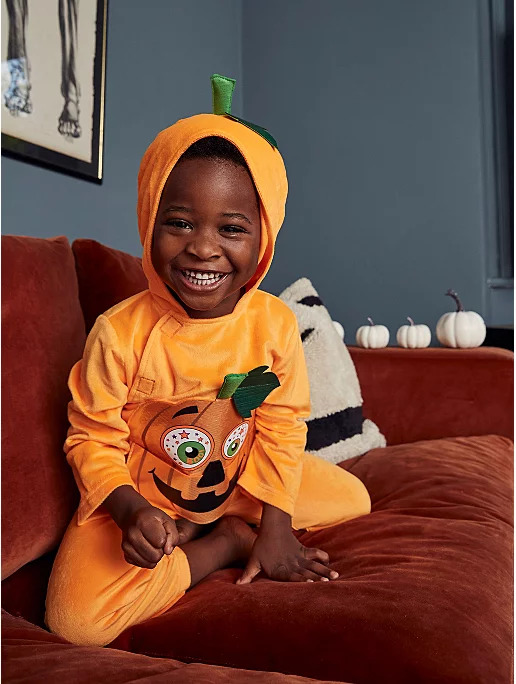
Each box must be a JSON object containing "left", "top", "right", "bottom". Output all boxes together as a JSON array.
[{"left": 45, "top": 112, "right": 371, "bottom": 647}]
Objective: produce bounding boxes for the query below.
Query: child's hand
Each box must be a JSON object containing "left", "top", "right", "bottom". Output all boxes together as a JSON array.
[
  {"left": 236, "top": 528, "right": 339, "bottom": 584},
  {"left": 121, "top": 505, "right": 179, "bottom": 569}
]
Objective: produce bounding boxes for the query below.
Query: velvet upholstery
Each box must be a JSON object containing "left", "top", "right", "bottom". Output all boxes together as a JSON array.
[
  {"left": 349, "top": 345, "right": 514, "bottom": 445},
  {"left": 2, "top": 611, "right": 344, "bottom": 684},
  {"left": 2, "top": 236, "right": 512, "bottom": 683},
  {"left": 1, "top": 236, "right": 85, "bottom": 580},
  {"left": 72, "top": 238, "right": 148, "bottom": 332},
  {"left": 110, "top": 435, "right": 513, "bottom": 684},
  {"left": 2, "top": 551, "right": 56, "bottom": 629}
]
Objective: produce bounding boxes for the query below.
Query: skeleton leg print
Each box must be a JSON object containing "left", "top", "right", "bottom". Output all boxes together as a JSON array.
[
  {"left": 4, "top": 0, "right": 32, "bottom": 116},
  {"left": 58, "top": 0, "right": 81, "bottom": 138}
]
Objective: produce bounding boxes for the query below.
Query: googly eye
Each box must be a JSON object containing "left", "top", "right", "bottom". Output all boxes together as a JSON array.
[
  {"left": 222, "top": 422, "right": 249, "bottom": 460},
  {"left": 162, "top": 427, "right": 212, "bottom": 470}
]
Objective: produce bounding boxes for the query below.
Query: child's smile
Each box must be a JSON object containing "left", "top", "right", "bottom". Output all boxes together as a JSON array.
[
  {"left": 152, "top": 156, "right": 261, "bottom": 319},
  {"left": 176, "top": 268, "right": 230, "bottom": 291}
]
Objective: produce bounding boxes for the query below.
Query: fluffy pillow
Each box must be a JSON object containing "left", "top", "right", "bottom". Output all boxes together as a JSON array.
[{"left": 279, "top": 278, "right": 386, "bottom": 463}]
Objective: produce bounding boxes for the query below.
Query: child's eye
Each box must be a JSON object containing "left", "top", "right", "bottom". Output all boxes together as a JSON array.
[
  {"left": 221, "top": 225, "right": 247, "bottom": 234},
  {"left": 165, "top": 220, "right": 190, "bottom": 229}
]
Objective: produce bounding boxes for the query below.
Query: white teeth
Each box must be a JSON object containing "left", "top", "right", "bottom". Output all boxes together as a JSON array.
[
  {"left": 182, "top": 270, "right": 225, "bottom": 287},
  {"left": 183, "top": 269, "right": 223, "bottom": 280}
]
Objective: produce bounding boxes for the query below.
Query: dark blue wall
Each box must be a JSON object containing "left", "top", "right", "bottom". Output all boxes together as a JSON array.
[
  {"left": 3, "top": 0, "right": 512, "bottom": 340},
  {"left": 2, "top": 0, "right": 243, "bottom": 257},
  {"left": 244, "top": 0, "right": 513, "bottom": 340}
]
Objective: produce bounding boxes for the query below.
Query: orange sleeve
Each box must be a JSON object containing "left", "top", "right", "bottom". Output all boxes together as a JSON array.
[
  {"left": 65, "top": 315, "right": 135, "bottom": 525},
  {"left": 237, "top": 319, "right": 311, "bottom": 516}
]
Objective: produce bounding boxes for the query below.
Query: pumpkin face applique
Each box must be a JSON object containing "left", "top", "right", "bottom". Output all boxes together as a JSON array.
[{"left": 126, "top": 366, "right": 280, "bottom": 523}]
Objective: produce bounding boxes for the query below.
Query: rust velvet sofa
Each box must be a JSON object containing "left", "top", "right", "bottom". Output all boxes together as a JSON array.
[{"left": 2, "top": 235, "right": 513, "bottom": 684}]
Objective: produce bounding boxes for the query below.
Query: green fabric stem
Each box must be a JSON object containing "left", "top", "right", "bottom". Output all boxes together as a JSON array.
[
  {"left": 211, "top": 73, "right": 235, "bottom": 115},
  {"left": 210, "top": 73, "right": 279, "bottom": 149},
  {"left": 217, "top": 373, "right": 247, "bottom": 399}
]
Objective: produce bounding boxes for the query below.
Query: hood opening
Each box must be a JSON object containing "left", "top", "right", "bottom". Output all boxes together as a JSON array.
[{"left": 137, "top": 113, "right": 288, "bottom": 324}]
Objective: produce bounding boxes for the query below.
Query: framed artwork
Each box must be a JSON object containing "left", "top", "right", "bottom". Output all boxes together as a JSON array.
[{"left": 1, "top": 0, "right": 107, "bottom": 183}]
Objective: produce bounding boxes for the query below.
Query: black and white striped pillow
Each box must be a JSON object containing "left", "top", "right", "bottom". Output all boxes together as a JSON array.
[{"left": 279, "top": 278, "right": 386, "bottom": 464}]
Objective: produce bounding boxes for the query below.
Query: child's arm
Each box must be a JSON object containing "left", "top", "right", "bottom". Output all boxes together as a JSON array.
[
  {"left": 237, "top": 316, "right": 337, "bottom": 582},
  {"left": 65, "top": 315, "right": 134, "bottom": 523},
  {"left": 237, "top": 318, "right": 310, "bottom": 516},
  {"left": 65, "top": 315, "right": 177, "bottom": 566}
]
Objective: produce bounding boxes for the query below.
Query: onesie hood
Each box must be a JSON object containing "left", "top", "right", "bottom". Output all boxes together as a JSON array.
[{"left": 137, "top": 108, "right": 288, "bottom": 323}]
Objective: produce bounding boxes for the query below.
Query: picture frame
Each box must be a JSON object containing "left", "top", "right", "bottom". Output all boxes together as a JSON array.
[{"left": 1, "top": 0, "right": 108, "bottom": 183}]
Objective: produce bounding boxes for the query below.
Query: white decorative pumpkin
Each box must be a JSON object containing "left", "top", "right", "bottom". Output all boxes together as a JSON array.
[
  {"left": 396, "top": 317, "right": 431, "bottom": 348},
  {"left": 333, "top": 320, "right": 345, "bottom": 340},
  {"left": 436, "top": 289, "right": 486, "bottom": 348},
  {"left": 356, "top": 317, "right": 389, "bottom": 348}
]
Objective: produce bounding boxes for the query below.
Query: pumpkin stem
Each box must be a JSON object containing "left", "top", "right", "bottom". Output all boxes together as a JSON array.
[
  {"left": 407, "top": 317, "right": 414, "bottom": 326},
  {"left": 367, "top": 317, "right": 375, "bottom": 326},
  {"left": 445, "top": 289, "right": 464, "bottom": 312},
  {"left": 211, "top": 73, "right": 235, "bottom": 115}
]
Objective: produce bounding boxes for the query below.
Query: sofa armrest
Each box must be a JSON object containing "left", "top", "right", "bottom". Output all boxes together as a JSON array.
[{"left": 348, "top": 346, "right": 513, "bottom": 445}]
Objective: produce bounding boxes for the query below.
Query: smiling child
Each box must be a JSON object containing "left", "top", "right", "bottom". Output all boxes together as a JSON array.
[{"left": 45, "top": 75, "right": 371, "bottom": 647}]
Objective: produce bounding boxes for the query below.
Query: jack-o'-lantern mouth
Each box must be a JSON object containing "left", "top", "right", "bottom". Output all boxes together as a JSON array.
[{"left": 149, "top": 467, "right": 241, "bottom": 513}]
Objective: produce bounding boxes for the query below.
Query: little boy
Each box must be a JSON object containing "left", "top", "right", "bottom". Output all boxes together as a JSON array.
[{"left": 45, "top": 75, "right": 371, "bottom": 647}]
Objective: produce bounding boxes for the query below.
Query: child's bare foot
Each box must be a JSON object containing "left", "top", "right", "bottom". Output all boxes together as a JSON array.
[
  {"left": 212, "top": 515, "right": 257, "bottom": 566},
  {"left": 175, "top": 518, "right": 206, "bottom": 545},
  {"left": 180, "top": 515, "right": 257, "bottom": 588}
]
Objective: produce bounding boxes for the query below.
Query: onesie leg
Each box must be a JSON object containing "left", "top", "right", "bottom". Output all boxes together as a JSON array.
[
  {"left": 231, "top": 452, "right": 371, "bottom": 531},
  {"left": 291, "top": 452, "right": 371, "bottom": 531},
  {"left": 45, "top": 512, "right": 191, "bottom": 647}
]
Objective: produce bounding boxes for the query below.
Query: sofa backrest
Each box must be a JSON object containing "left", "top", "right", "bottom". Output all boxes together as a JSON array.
[
  {"left": 1, "top": 236, "right": 86, "bottom": 579},
  {"left": 72, "top": 239, "right": 148, "bottom": 333}
]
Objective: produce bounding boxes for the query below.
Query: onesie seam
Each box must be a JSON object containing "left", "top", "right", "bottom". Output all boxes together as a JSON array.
[
  {"left": 98, "top": 314, "right": 125, "bottom": 365},
  {"left": 127, "top": 313, "right": 178, "bottom": 401},
  {"left": 285, "top": 321, "right": 297, "bottom": 351}
]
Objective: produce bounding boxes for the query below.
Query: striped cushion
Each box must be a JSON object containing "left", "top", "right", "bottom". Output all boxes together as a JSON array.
[{"left": 279, "top": 278, "right": 386, "bottom": 463}]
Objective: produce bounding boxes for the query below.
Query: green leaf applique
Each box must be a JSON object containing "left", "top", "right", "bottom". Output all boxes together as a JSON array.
[
  {"left": 234, "top": 366, "right": 281, "bottom": 418},
  {"left": 217, "top": 366, "right": 281, "bottom": 418},
  {"left": 210, "top": 73, "right": 278, "bottom": 150}
]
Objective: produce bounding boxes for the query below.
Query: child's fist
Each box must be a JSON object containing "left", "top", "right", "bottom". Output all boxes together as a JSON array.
[{"left": 121, "top": 506, "right": 179, "bottom": 569}]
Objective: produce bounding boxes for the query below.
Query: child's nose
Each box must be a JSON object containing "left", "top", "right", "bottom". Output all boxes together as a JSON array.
[{"left": 186, "top": 230, "right": 222, "bottom": 260}]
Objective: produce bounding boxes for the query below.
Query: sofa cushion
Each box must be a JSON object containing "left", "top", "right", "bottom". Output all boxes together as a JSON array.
[
  {"left": 113, "top": 434, "right": 513, "bottom": 684},
  {"left": 72, "top": 239, "right": 148, "bottom": 333},
  {"left": 2, "top": 611, "right": 343, "bottom": 684},
  {"left": 1, "top": 236, "right": 85, "bottom": 579}
]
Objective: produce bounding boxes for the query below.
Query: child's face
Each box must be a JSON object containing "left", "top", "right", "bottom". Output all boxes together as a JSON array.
[{"left": 152, "top": 158, "right": 261, "bottom": 318}]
